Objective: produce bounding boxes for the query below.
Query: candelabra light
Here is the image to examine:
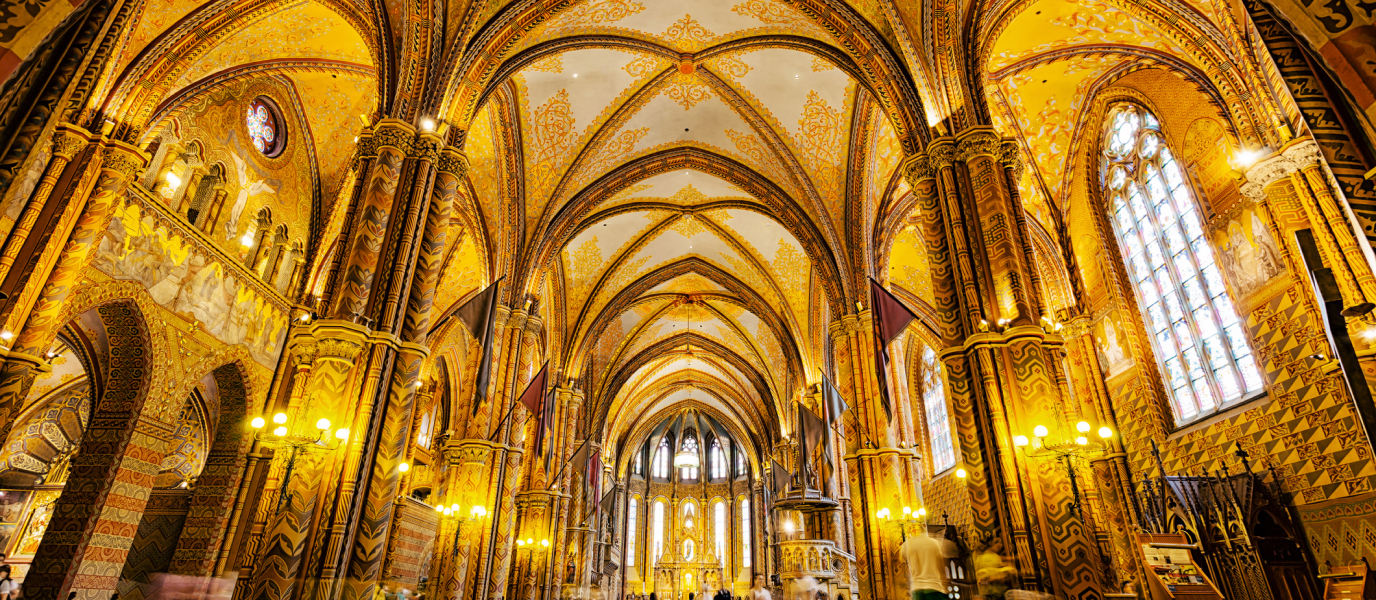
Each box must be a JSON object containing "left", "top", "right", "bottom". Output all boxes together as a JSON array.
[
  {"left": 435, "top": 502, "right": 489, "bottom": 559},
  {"left": 876, "top": 504, "right": 929, "bottom": 540},
  {"left": 250, "top": 413, "right": 350, "bottom": 514},
  {"left": 1012, "top": 420, "right": 1114, "bottom": 516}
]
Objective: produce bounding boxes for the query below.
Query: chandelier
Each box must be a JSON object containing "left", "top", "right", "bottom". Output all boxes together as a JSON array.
[{"left": 674, "top": 448, "right": 700, "bottom": 468}]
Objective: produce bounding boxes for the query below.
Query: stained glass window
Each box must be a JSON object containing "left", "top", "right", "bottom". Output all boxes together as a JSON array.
[
  {"left": 652, "top": 500, "right": 666, "bottom": 564},
  {"left": 710, "top": 440, "right": 726, "bottom": 480},
  {"left": 713, "top": 501, "right": 727, "bottom": 567},
  {"left": 246, "top": 98, "right": 283, "bottom": 156},
  {"left": 1102, "top": 104, "right": 1264, "bottom": 422},
  {"left": 680, "top": 434, "right": 699, "bottom": 480},
  {"left": 735, "top": 446, "right": 745, "bottom": 476},
  {"left": 626, "top": 497, "right": 638, "bottom": 567},
  {"left": 739, "top": 498, "right": 751, "bottom": 567},
  {"left": 652, "top": 440, "right": 670, "bottom": 479},
  {"left": 921, "top": 347, "right": 956, "bottom": 473}
]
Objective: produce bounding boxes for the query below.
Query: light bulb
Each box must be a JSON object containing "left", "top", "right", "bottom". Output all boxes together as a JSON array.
[
  {"left": 1076, "top": 421, "right": 1091, "bottom": 433},
  {"left": 902, "top": 506, "right": 912, "bottom": 516},
  {"left": 165, "top": 172, "right": 182, "bottom": 188},
  {"left": 451, "top": 503, "right": 461, "bottom": 513},
  {"left": 435, "top": 504, "right": 445, "bottom": 513},
  {"left": 335, "top": 428, "right": 350, "bottom": 440},
  {"left": 1075, "top": 436, "right": 1088, "bottom": 446},
  {"left": 517, "top": 539, "right": 525, "bottom": 547},
  {"left": 525, "top": 538, "right": 533, "bottom": 545},
  {"left": 241, "top": 232, "right": 255, "bottom": 247},
  {"left": 273, "top": 426, "right": 288, "bottom": 437},
  {"left": 1033, "top": 425, "right": 1049, "bottom": 438},
  {"left": 251, "top": 417, "right": 265, "bottom": 429},
  {"left": 1013, "top": 435, "right": 1029, "bottom": 447},
  {"left": 471, "top": 505, "right": 487, "bottom": 517},
  {"left": 316, "top": 418, "right": 330, "bottom": 430},
  {"left": 1099, "top": 426, "right": 1113, "bottom": 439},
  {"left": 420, "top": 118, "right": 435, "bottom": 132},
  {"left": 0, "top": 331, "right": 13, "bottom": 341},
  {"left": 917, "top": 507, "right": 927, "bottom": 518},
  {"left": 541, "top": 539, "right": 550, "bottom": 547},
  {"left": 444, "top": 508, "right": 453, "bottom": 516},
  {"left": 956, "top": 468, "right": 967, "bottom": 479},
  {"left": 273, "top": 412, "right": 288, "bottom": 424},
  {"left": 398, "top": 462, "right": 410, "bottom": 473}
]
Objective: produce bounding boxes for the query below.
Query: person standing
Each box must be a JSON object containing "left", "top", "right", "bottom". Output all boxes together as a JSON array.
[
  {"left": 751, "top": 575, "right": 770, "bottom": 600},
  {"left": 900, "top": 526, "right": 955, "bottom": 600}
]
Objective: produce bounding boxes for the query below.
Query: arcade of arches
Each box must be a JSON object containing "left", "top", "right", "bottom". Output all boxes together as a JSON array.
[{"left": 0, "top": 0, "right": 1374, "bottom": 599}]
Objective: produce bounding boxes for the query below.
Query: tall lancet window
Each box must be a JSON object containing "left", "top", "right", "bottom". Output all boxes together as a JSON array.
[
  {"left": 1102, "top": 104, "right": 1263, "bottom": 421},
  {"left": 710, "top": 440, "right": 727, "bottom": 480},
  {"left": 921, "top": 347, "right": 955, "bottom": 473},
  {"left": 740, "top": 498, "right": 751, "bottom": 567},
  {"left": 626, "top": 497, "right": 638, "bottom": 567},
  {"left": 652, "top": 500, "right": 666, "bottom": 564},
  {"left": 713, "top": 501, "right": 727, "bottom": 567},
  {"left": 679, "top": 433, "right": 699, "bottom": 480},
  {"left": 652, "top": 439, "right": 670, "bottom": 479}
]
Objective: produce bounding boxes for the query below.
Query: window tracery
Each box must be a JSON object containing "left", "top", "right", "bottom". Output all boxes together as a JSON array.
[
  {"left": 1102, "top": 103, "right": 1264, "bottom": 422},
  {"left": 246, "top": 97, "right": 284, "bottom": 157},
  {"left": 921, "top": 347, "right": 956, "bottom": 473}
]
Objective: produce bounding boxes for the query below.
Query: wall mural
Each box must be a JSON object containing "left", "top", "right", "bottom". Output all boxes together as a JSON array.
[
  {"left": 90, "top": 193, "right": 289, "bottom": 367},
  {"left": 1214, "top": 210, "right": 1284, "bottom": 299},
  {"left": 1094, "top": 309, "right": 1134, "bottom": 377}
]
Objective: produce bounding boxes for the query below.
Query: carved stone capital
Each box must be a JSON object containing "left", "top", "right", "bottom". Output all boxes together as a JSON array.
[
  {"left": 1239, "top": 182, "right": 1268, "bottom": 204},
  {"left": 315, "top": 337, "right": 363, "bottom": 366},
  {"left": 412, "top": 132, "right": 443, "bottom": 162},
  {"left": 955, "top": 129, "right": 1000, "bottom": 163},
  {"left": 928, "top": 140, "right": 956, "bottom": 170},
  {"left": 457, "top": 443, "right": 492, "bottom": 467},
  {"left": 437, "top": 148, "right": 470, "bottom": 178},
  {"left": 1244, "top": 154, "right": 1297, "bottom": 189},
  {"left": 99, "top": 143, "right": 148, "bottom": 181},
  {"left": 1281, "top": 139, "right": 1323, "bottom": 169},
  {"left": 901, "top": 154, "right": 934, "bottom": 187},
  {"left": 372, "top": 120, "right": 415, "bottom": 154},
  {"left": 291, "top": 343, "right": 317, "bottom": 367},
  {"left": 998, "top": 140, "right": 1025, "bottom": 178},
  {"left": 51, "top": 128, "right": 89, "bottom": 159}
]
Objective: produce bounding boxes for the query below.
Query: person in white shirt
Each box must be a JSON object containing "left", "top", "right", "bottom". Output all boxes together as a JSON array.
[
  {"left": 0, "top": 565, "right": 14, "bottom": 600},
  {"left": 751, "top": 575, "right": 771, "bottom": 600},
  {"left": 900, "top": 526, "right": 956, "bottom": 600}
]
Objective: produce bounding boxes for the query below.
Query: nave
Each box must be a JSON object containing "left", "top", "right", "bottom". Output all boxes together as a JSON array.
[{"left": 0, "top": 0, "right": 1371, "bottom": 599}]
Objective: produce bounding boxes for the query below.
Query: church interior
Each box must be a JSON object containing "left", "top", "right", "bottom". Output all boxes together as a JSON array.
[{"left": 0, "top": 0, "right": 1373, "bottom": 599}]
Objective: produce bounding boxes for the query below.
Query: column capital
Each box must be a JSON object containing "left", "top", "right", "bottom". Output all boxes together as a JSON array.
[
  {"left": 1243, "top": 152, "right": 1297, "bottom": 189},
  {"left": 99, "top": 141, "right": 149, "bottom": 181},
  {"left": 955, "top": 128, "right": 1001, "bottom": 163},
  {"left": 827, "top": 311, "right": 870, "bottom": 339},
  {"left": 438, "top": 147, "right": 470, "bottom": 178},
  {"left": 928, "top": 139, "right": 957, "bottom": 170},
  {"left": 901, "top": 154, "right": 935, "bottom": 188},
  {"left": 998, "top": 140, "right": 1025, "bottom": 178},
  {"left": 1281, "top": 138, "right": 1323, "bottom": 168},
  {"left": 51, "top": 125, "right": 92, "bottom": 159},
  {"left": 412, "top": 132, "right": 444, "bottom": 162}
]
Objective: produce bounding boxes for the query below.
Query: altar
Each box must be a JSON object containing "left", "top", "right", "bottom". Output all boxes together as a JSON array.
[{"left": 651, "top": 515, "right": 723, "bottom": 600}]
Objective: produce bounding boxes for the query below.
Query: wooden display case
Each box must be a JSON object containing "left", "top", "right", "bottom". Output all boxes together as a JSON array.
[{"left": 1136, "top": 533, "right": 1223, "bottom": 600}]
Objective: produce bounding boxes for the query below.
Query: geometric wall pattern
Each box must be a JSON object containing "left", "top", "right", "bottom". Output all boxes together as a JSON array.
[
  {"left": 116, "top": 489, "right": 192, "bottom": 600},
  {"left": 385, "top": 497, "right": 439, "bottom": 590}
]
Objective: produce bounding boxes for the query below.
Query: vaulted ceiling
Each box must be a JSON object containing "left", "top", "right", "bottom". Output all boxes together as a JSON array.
[{"left": 0, "top": 0, "right": 1283, "bottom": 455}]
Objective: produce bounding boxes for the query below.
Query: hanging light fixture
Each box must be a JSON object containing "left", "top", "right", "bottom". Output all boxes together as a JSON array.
[{"left": 674, "top": 446, "right": 701, "bottom": 468}]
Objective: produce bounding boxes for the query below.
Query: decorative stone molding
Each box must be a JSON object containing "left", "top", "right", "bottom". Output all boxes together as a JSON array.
[
  {"left": 290, "top": 343, "right": 317, "bottom": 367},
  {"left": 928, "top": 140, "right": 957, "bottom": 170},
  {"left": 51, "top": 128, "right": 89, "bottom": 159},
  {"left": 457, "top": 443, "right": 492, "bottom": 467},
  {"left": 1239, "top": 182, "right": 1268, "bottom": 204},
  {"left": 955, "top": 130, "right": 1000, "bottom": 163},
  {"left": 412, "top": 132, "right": 443, "bottom": 162},
  {"left": 998, "top": 140, "right": 1025, "bottom": 178},
  {"left": 315, "top": 337, "right": 364, "bottom": 367},
  {"left": 100, "top": 144, "right": 148, "bottom": 181},
  {"left": 372, "top": 120, "right": 415, "bottom": 154},
  {"left": 437, "top": 148, "right": 470, "bottom": 178},
  {"left": 902, "top": 154, "right": 934, "bottom": 186},
  {"left": 1282, "top": 139, "right": 1324, "bottom": 169},
  {"left": 1244, "top": 154, "right": 1297, "bottom": 190}
]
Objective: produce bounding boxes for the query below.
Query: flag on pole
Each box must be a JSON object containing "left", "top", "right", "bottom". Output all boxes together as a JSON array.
[
  {"left": 453, "top": 279, "right": 503, "bottom": 416},
  {"left": 770, "top": 458, "right": 791, "bottom": 496},
  {"left": 516, "top": 363, "right": 551, "bottom": 461},
  {"left": 869, "top": 278, "right": 916, "bottom": 423},
  {"left": 820, "top": 374, "right": 849, "bottom": 426},
  {"left": 797, "top": 404, "right": 828, "bottom": 489}
]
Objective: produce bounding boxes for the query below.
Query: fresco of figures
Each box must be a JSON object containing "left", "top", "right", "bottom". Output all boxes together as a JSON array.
[{"left": 90, "top": 191, "right": 289, "bottom": 366}]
